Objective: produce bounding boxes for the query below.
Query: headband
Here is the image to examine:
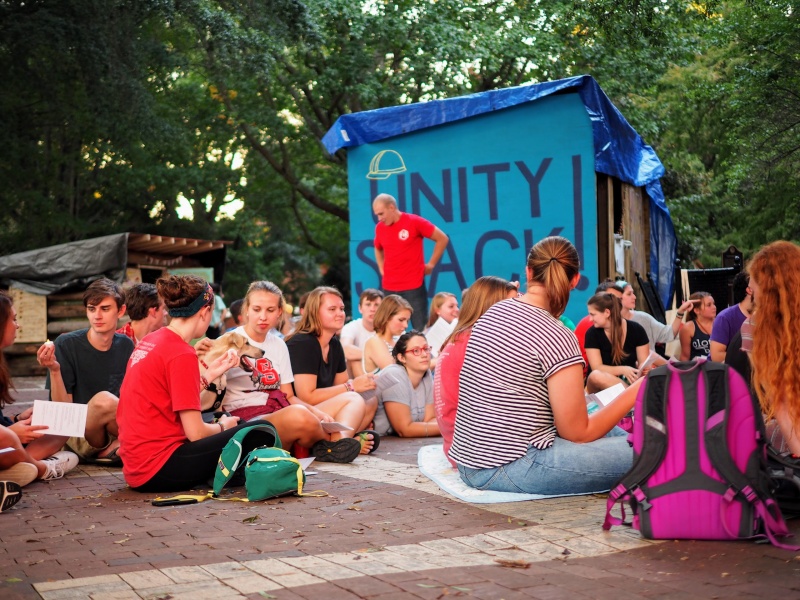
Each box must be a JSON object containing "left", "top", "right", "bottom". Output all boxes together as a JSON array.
[{"left": 168, "top": 284, "right": 214, "bottom": 318}]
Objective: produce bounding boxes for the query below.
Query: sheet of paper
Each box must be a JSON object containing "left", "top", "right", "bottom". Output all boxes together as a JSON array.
[
  {"left": 424, "top": 316, "right": 457, "bottom": 356},
  {"left": 321, "top": 421, "right": 354, "bottom": 433},
  {"left": 593, "top": 383, "right": 626, "bottom": 407},
  {"left": 297, "top": 457, "right": 315, "bottom": 471},
  {"left": 639, "top": 351, "right": 661, "bottom": 372},
  {"left": 30, "top": 400, "right": 87, "bottom": 438}
]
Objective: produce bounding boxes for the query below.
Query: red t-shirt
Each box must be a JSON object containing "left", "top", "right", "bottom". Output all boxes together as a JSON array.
[
  {"left": 117, "top": 328, "right": 202, "bottom": 488},
  {"left": 574, "top": 314, "right": 593, "bottom": 378},
  {"left": 434, "top": 329, "right": 471, "bottom": 467},
  {"left": 374, "top": 212, "right": 435, "bottom": 291}
]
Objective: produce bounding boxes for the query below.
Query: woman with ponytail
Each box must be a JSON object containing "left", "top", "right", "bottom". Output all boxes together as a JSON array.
[
  {"left": 585, "top": 293, "right": 650, "bottom": 393},
  {"left": 449, "top": 237, "right": 641, "bottom": 495}
]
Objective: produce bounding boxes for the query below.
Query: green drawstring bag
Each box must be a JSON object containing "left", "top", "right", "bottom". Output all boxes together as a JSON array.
[{"left": 153, "top": 423, "right": 326, "bottom": 506}]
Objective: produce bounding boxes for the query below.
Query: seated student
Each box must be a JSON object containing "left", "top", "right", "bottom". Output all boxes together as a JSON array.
[
  {"left": 679, "top": 291, "right": 716, "bottom": 361},
  {"left": 0, "top": 291, "right": 78, "bottom": 484},
  {"left": 362, "top": 295, "right": 412, "bottom": 375},
  {"left": 117, "top": 275, "right": 275, "bottom": 492},
  {"left": 424, "top": 292, "right": 460, "bottom": 332},
  {"left": 434, "top": 276, "right": 518, "bottom": 467},
  {"left": 574, "top": 279, "right": 623, "bottom": 377},
  {"left": 286, "top": 287, "right": 379, "bottom": 455},
  {"left": 710, "top": 271, "right": 753, "bottom": 363},
  {"left": 616, "top": 280, "right": 695, "bottom": 360},
  {"left": 745, "top": 242, "right": 800, "bottom": 454},
  {"left": 340, "top": 288, "right": 383, "bottom": 377},
  {"left": 374, "top": 331, "right": 439, "bottom": 438},
  {"left": 116, "top": 283, "right": 168, "bottom": 346},
  {"left": 224, "top": 298, "right": 245, "bottom": 332},
  {"left": 219, "top": 281, "right": 365, "bottom": 463},
  {"left": 585, "top": 293, "right": 650, "bottom": 393},
  {"left": 449, "top": 237, "right": 641, "bottom": 495},
  {"left": 37, "top": 278, "right": 134, "bottom": 465}
]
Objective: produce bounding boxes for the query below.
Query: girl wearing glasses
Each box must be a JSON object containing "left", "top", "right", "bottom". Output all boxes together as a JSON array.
[
  {"left": 450, "top": 236, "right": 641, "bottom": 495},
  {"left": 373, "top": 331, "right": 440, "bottom": 438}
]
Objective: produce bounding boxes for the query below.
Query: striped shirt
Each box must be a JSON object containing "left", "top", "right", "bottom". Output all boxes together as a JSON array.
[{"left": 448, "top": 298, "right": 584, "bottom": 469}]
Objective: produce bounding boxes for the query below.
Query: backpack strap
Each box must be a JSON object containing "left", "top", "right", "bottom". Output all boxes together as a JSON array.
[
  {"left": 604, "top": 365, "right": 671, "bottom": 530},
  {"left": 702, "top": 362, "right": 799, "bottom": 550}
]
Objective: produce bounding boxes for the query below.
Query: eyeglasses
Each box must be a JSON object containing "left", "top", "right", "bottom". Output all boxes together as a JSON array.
[{"left": 405, "top": 345, "right": 431, "bottom": 356}]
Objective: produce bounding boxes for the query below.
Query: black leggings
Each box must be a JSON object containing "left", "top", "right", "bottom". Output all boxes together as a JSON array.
[{"left": 133, "top": 422, "right": 276, "bottom": 493}]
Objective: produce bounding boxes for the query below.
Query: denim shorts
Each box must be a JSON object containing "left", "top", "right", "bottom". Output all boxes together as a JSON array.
[{"left": 458, "top": 430, "right": 632, "bottom": 496}]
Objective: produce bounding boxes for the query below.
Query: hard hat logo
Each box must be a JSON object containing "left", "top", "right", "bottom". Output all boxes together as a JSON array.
[{"left": 366, "top": 149, "right": 407, "bottom": 180}]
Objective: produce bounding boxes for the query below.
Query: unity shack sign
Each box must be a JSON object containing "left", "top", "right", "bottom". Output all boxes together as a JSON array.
[{"left": 323, "top": 75, "right": 676, "bottom": 322}]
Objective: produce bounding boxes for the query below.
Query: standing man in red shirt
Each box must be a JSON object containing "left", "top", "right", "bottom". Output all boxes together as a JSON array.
[{"left": 373, "top": 193, "right": 449, "bottom": 331}]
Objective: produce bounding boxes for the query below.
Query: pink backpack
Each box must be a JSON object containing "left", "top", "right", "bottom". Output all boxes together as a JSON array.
[{"left": 603, "top": 360, "right": 798, "bottom": 549}]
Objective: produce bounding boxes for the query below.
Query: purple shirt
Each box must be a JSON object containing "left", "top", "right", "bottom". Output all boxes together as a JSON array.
[{"left": 710, "top": 304, "right": 747, "bottom": 347}]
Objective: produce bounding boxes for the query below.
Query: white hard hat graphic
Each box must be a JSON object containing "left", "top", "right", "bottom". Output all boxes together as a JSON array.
[{"left": 367, "top": 150, "right": 407, "bottom": 180}]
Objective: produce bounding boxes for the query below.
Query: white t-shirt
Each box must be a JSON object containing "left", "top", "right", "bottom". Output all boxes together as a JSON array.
[
  {"left": 222, "top": 326, "right": 294, "bottom": 412},
  {"left": 340, "top": 318, "right": 375, "bottom": 350}
]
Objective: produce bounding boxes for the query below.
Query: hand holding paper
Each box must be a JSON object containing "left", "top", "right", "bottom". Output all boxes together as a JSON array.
[{"left": 31, "top": 400, "right": 87, "bottom": 438}]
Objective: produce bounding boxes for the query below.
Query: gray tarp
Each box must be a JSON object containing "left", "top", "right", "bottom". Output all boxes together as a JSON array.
[{"left": 0, "top": 233, "right": 129, "bottom": 295}]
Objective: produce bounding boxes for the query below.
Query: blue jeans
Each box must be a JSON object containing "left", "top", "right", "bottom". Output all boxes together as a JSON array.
[
  {"left": 458, "top": 430, "right": 632, "bottom": 495},
  {"left": 384, "top": 284, "right": 428, "bottom": 332}
]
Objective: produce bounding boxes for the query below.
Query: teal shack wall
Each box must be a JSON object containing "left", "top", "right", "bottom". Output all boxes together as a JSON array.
[{"left": 347, "top": 93, "right": 597, "bottom": 323}]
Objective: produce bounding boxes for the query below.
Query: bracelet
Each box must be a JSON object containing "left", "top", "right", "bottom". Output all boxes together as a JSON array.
[
  {"left": 218, "top": 422, "right": 225, "bottom": 433},
  {"left": 344, "top": 379, "right": 354, "bottom": 392},
  {"left": 424, "top": 422, "right": 429, "bottom": 437},
  {"left": 676, "top": 312, "right": 685, "bottom": 318},
  {"left": 200, "top": 375, "right": 210, "bottom": 390}
]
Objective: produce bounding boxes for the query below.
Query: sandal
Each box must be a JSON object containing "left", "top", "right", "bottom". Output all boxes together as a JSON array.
[
  {"left": 86, "top": 445, "right": 123, "bottom": 468},
  {"left": 312, "top": 438, "right": 362, "bottom": 463},
  {"left": 356, "top": 430, "right": 380, "bottom": 454},
  {"left": 0, "top": 481, "right": 23, "bottom": 513}
]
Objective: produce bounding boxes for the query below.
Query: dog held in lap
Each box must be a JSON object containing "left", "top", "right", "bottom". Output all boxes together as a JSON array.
[{"left": 199, "top": 332, "right": 263, "bottom": 412}]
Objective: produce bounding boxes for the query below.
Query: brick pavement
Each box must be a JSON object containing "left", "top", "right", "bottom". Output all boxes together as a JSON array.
[{"left": 2, "top": 379, "right": 800, "bottom": 599}]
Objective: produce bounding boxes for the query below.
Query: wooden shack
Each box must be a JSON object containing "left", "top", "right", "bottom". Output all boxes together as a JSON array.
[
  {"left": 322, "top": 75, "right": 677, "bottom": 324},
  {"left": 0, "top": 233, "right": 228, "bottom": 375}
]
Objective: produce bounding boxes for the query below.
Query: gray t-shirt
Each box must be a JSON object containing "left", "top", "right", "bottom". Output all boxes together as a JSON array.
[
  {"left": 630, "top": 310, "right": 675, "bottom": 349},
  {"left": 373, "top": 363, "right": 433, "bottom": 436}
]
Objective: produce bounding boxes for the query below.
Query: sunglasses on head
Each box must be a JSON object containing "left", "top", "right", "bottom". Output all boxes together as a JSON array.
[{"left": 613, "top": 280, "right": 628, "bottom": 291}]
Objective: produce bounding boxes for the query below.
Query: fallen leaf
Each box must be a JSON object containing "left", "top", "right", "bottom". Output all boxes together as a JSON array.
[
  {"left": 6, "top": 577, "right": 22, "bottom": 583},
  {"left": 561, "top": 548, "right": 571, "bottom": 556},
  {"left": 347, "top": 506, "right": 362, "bottom": 511},
  {"left": 242, "top": 516, "right": 259, "bottom": 523},
  {"left": 721, "top": 572, "right": 729, "bottom": 577},
  {"left": 417, "top": 584, "right": 439, "bottom": 588},
  {"left": 352, "top": 529, "right": 364, "bottom": 534},
  {"left": 114, "top": 538, "right": 130, "bottom": 544},
  {"left": 316, "top": 524, "right": 327, "bottom": 528},
  {"left": 258, "top": 593, "right": 276, "bottom": 599},
  {"left": 494, "top": 558, "right": 530, "bottom": 569},
  {"left": 680, "top": 556, "right": 689, "bottom": 561},
  {"left": 452, "top": 586, "right": 472, "bottom": 592}
]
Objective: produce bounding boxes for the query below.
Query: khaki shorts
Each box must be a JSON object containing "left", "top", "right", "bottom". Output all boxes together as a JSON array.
[{"left": 65, "top": 434, "right": 116, "bottom": 460}]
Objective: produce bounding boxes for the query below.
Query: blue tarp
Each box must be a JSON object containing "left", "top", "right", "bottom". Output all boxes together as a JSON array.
[{"left": 323, "top": 75, "right": 676, "bottom": 307}]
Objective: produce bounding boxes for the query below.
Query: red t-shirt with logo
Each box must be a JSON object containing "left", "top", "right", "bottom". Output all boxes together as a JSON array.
[
  {"left": 117, "top": 327, "right": 202, "bottom": 488},
  {"left": 374, "top": 212, "right": 435, "bottom": 291}
]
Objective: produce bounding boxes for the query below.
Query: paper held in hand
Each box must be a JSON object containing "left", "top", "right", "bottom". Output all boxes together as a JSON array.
[
  {"left": 639, "top": 351, "right": 661, "bottom": 372},
  {"left": 586, "top": 383, "right": 626, "bottom": 408},
  {"left": 31, "top": 400, "right": 88, "bottom": 438}
]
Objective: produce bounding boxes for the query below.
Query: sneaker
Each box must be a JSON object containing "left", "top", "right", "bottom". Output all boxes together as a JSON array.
[
  {"left": 40, "top": 451, "right": 79, "bottom": 481},
  {"left": 0, "top": 481, "right": 23, "bottom": 512},
  {"left": 312, "top": 438, "right": 362, "bottom": 463},
  {"left": 0, "top": 462, "right": 38, "bottom": 486}
]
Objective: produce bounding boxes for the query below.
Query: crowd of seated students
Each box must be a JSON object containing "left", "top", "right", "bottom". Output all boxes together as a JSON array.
[{"left": 7, "top": 237, "right": 798, "bottom": 511}]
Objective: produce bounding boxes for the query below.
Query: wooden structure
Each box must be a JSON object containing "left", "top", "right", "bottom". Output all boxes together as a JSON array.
[{"left": 1, "top": 233, "right": 229, "bottom": 376}]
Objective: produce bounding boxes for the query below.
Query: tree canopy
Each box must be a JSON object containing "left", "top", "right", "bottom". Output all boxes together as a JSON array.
[{"left": 1, "top": 0, "right": 796, "bottom": 301}]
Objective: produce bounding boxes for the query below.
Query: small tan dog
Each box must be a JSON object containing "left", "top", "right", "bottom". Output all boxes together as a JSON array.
[{"left": 199, "top": 332, "right": 263, "bottom": 411}]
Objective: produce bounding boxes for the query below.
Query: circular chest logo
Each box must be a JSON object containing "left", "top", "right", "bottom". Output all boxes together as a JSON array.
[{"left": 398, "top": 229, "right": 409, "bottom": 241}]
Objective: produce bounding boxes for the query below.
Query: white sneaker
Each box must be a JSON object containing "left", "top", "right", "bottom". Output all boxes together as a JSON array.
[{"left": 40, "top": 451, "right": 79, "bottom": 481}]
